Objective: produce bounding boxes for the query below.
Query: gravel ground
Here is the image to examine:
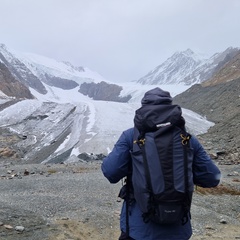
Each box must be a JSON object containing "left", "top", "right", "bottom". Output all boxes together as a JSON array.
[
  {"left": 0, "top": 161, "right": 239, "bottom": 240},
  {"left": 0, "top": 161, "right": 122, "bottom": 240}
]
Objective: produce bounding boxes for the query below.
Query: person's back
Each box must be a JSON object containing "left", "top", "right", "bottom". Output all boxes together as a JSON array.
[{"left": 101, "top": 87, "right": 221, "bottom": 240}]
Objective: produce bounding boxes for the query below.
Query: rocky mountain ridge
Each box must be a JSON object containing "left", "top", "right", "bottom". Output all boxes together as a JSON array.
[{"left": 137, "top": 47, "right": 240, "bottom": 85}]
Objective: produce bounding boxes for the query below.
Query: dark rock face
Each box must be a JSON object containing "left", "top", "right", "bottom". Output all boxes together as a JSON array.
[
  {"left": 79, "top": 81, "right": 131, "bottom": 102},
  {"left": 0, "top": 62, "right": 34, "bottom": 99},
  {"left": 43, "top": 74, "right": 79, "bottom": 90},
  {"left": 0, "top": 51, "right": 47, "bottom": 95},
  {"left": 173, "top": 78, "right": 240, "bottom": 164}
]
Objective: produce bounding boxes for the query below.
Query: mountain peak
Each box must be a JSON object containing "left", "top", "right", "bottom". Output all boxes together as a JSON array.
[
  {"left": 177, "top": 48, "right": 207, "bottom": 62},
  {"left": 181, "top": 48, "right": 194, "bottom": 56},
  {"left": 137, "top": 49, "right": 203, "bottom": 85},
  {"left": 0, "top": 43, "right": 7, "bottom": 50},
  {"left": 0, "top": 43, "right": 5, "bottom": 47}
]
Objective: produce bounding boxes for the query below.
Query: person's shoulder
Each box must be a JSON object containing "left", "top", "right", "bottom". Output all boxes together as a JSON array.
[
  {"left": 122, "top": 127, "right": 134, "bottom": 139},
  {"left": 121, "top": 128, "right": 134, "bottom": 145},
  {"left": 123, "top": 127, "right": 134, "bottom": 135},
  {"left": 190, "top": 134, "right": 198, "bottom": 143},
  {"left": 189, "top": 134, "right": 201, "bottom": 148}
]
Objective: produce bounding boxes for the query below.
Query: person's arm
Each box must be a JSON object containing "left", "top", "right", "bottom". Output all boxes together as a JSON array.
[
  {"left": 191, "top": 136, "right": 221, "bottom": 187},
  {"left": 101, "top": 128, "right": 133, "bottom": 184}
]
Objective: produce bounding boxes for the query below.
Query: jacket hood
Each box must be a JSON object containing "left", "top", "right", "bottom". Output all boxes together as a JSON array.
[{"left": 141, "top": 87, "right": 172, "bottom": 105}]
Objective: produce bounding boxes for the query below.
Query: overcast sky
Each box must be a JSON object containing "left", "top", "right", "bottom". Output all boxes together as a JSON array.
[{"left": 1, "top": 0, "right": 240, "bottom": 83}]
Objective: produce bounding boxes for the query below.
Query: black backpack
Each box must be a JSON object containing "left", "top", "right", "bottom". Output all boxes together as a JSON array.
[{"left": 130, "top": 103, "right": 194, "bottom": 225}]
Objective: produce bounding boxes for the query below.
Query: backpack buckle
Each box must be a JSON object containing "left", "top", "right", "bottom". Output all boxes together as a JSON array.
[
  {"left": 180, "top": 134, "right": 191, "bottom": 145},
  {"left": 134, "top": 138, "right": 145, "bottom": 146}
]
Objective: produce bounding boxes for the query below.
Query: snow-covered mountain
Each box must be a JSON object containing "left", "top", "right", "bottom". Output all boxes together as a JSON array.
[
  {"left": 137, "top": 47, "right": 240, "bottom": 85},
  {"left": 0, "top": 44, "right": 47, "bottom": 94},
  {"left": 0, "top": 44, "right": 141, "bottom": 103},
  {"left": 137, "top": 49, "right": 205, "bottom": 85},
  {"left": 16, "top": 51, "right": 107, "bottom": 86},
  {"left": 1, "top": 43, "right": 239, "bottom": 100},
  {"left": 0, "top": 43, "right": 224, "bottom": 164},
  {"left": 0, "top": 44, "right": 108, "bottom": 96}
]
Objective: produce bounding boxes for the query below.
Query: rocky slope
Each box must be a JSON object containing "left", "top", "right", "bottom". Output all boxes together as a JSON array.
[
  {"left": 0, "top": 62, "right": 34, "bottom": 99},
  {"left": 202, "top": 50, "right": 240, "bottom": 86},
  {"left": 173, "top": 77, "right": 240, "bottom": 165}
]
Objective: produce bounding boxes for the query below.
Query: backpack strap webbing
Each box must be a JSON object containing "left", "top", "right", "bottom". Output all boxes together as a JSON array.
[
  {"left": 181, "top": 133, "right": 192, "bottom": 225},
  {"left": 125, "top": 176, "right": 130, "bottom": 237}
]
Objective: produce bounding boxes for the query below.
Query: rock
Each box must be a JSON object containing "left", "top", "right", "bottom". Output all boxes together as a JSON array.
[
  {"left": 205, "top": 225, "right": 215, "bottom": 230},
  {"left": 96, "top": 153, "right": 106, "bottom": 160},
  {"left": 4, "top": 224, "right": 13, "bottom": 229},
  {"left": 79, "top": 81, "right": 131, "bottom": 102},
  {"left": 15, "top": 226, "right": 25, "bottom": 232},
  {"left": 209, "top": 152, "right": 218, "bottom": 159},
  {"left": 24, "top": 169, "right": 30, "bottom": 175},
  {"left": 220, "top": 218, "right": 227, "bottom": 224},
  {"left": 227, "top": 171, "right": 239, "bottom": 176},
  {"left": 77, "top": 152, "right": 102, "bottom": 162}
]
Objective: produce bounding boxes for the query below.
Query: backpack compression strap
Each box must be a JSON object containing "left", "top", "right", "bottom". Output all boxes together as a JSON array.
[
  {"left": 135, "top": 132, "right": 157, "bottom": 223},
  {"left": 181, "top": 133, "right": 192, "bottom": 225}
]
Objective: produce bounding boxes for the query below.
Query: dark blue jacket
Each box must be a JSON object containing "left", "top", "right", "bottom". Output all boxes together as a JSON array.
[{"left": 102, "top": 128, "right": 221, "bottom": 240}]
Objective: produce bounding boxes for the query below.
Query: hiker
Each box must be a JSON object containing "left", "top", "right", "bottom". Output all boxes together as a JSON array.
[{"left": 101, "top": 87, "right": 221, "bottom": 240}]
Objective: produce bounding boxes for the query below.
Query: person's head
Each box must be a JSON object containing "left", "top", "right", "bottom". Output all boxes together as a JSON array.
[
  {"left": 134, "top": 87, "right": 184, "bottom": 132},
  {"left": 141, "top": 87, "right": 172, "bottom": 105}
]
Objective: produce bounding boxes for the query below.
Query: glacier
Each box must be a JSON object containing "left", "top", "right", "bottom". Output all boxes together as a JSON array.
[{"left": 0, "top": 83, "right": 214, "bottom": 164}]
